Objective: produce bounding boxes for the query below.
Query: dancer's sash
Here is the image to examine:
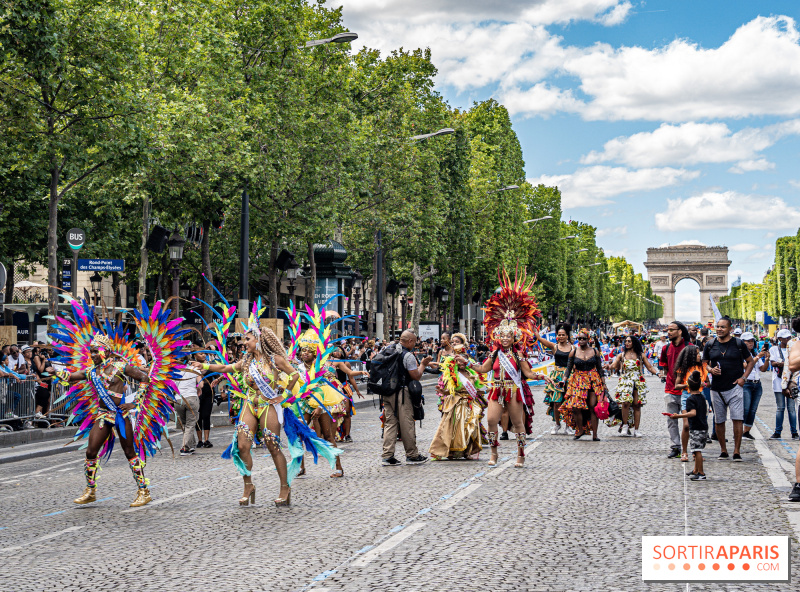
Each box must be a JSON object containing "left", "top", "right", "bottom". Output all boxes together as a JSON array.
[
  {"left": 89, "top": 367, "right": 126, "bottom": 438},
  {"left": 249, "top": 359, "right": 279, "bottom": 400},
  {"left": 459, "top": 371, "right": 478, "bottom": 399},
  {"left": 497, "top": 350, "right": 522, "bottom": 389}
]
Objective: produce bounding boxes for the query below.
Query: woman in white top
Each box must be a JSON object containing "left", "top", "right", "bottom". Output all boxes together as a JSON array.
[{"left": 740, "top": 332, "right": 770, "bottom": 440}]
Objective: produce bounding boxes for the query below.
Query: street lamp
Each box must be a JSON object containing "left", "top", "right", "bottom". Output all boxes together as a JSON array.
[
  {"left": 410, "top": 128, "right": 455, "bottom": 141},
  {"left": 574, "top": 248, "right": 589, "bottom": 254},
  {"left": 559, "top": 235, "right": 578, "bottom": 240},
  {"left": 90, "top": 272, "right": 102, "bottom": 307},
  {"left": 523, "top": 215, "right": 553, "bottom": 225},
  {"left": 305, "top": 31, "right": 359, "bottom": 47},
  {"left": 441, "top": 289, "right": 450, "bottom": 330},
  {"left": 600, "top": 270, "right": 611, "bottom": 275},
  {"left": 580, "top": 262, "right": 601, "bottom": 268},
  {"left": 352, "top": 270, "right": 363, "bottom": 335},
  {"left": 287, "top": 266, "right": 299, "bottom": 302},
  {"left": 398, "top": 281, "right": 408, "bottom": 332},
  {"left": 167, "top": 228, "right": 185, "bottom": 320}
]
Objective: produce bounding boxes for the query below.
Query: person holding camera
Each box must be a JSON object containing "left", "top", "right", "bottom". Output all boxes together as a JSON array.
[
  {"left": 740, "top": 332, "right": 770, "bottom": 440},
  {"left": 769, "top": 329, "right": 798, "bottom": 440}
]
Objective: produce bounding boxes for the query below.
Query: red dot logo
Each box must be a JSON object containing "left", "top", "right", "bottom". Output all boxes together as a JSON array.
[
  {"left": 713, "top": 563, "right": 720, "bottom": 570},
  {"left": 742, "top": 563, "right": 750, "bottom": 571},
  {"left": 683, "top": 563, "right": 690, "bottom": 570},
  {"left": 728, "top": 563, "right": 735, "bottom": 571},
  {"left": 668, "top": 563, "right": 676, "bottom": 571},
  {"left": 698, "top": 563, "right": 706, "bottom": 571}
]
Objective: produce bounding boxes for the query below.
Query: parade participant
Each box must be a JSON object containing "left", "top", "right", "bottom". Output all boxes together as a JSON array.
[
  {"left": 429, "top": 342, "right": 487, "bottom": 460},
  {"left": 51, "top": 299, "right": 190, "bottom": 507},
  {"left": 330, "top": 345, "right": 368, "bottom": 443},
  {"left": 608, "top": 335, "right": 658, "bottom": 437},
  {"left": 459, "top": 268, "right": 553, "bottom": 468},
  {"left": 534, "top": 323, "right": 574, "bottom": 435},
  {"left": 560, "top": 328, "right": 609, "bottom": 441},
  {"left": 431, "top": 333, "right": 454, "bottom": 369},
  {"left": 197, "top": 299, "right": 339, "bottom": 507},
  {"left": 294, "top": 327, "right": 348, "bottom": 477}
]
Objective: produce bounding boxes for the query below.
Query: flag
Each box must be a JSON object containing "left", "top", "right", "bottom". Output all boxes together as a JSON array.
[{"left": 710, "top": 295, "right": 722, "bottom": 323}]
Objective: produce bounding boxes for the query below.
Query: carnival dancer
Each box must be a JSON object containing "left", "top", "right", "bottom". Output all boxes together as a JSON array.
[
  {"left": 195, "top": 298, "right": 338, "bottom": 507},
  {"left": 534, "top": 324, "right": 574, "bottom": 435},
  {"left": 559, "top": 328, "right": 610, "bottom": 441},
  {"left": 294, "top": 328, "right": 348, "bottom": 477},
  {"left": 607, "top": 335, "right": 658, "bottom": 437},
  {"left": 429, "top": 342, "right": 487, "bottom": 460},
  {"left": 457, "top": 269, "right": 553, "bottom": 468},
  {"left": 51, "top": 299, "right": 190, "bottom": 507}
]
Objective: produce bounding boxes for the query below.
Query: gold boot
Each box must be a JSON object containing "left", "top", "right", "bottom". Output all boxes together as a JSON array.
[
  {"left": 129, "top": 488, "right": 152, "bottom": 507},
  {"left": 74, "top": 487, "right": 97, "bottom": 505}
]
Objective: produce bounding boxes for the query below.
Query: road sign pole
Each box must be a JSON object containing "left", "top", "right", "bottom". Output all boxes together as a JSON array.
[{"left": 72, "top": 252, "right": 78, "bottom": 300}]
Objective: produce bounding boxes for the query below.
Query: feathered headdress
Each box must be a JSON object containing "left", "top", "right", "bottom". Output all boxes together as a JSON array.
[{"left": 483, "top": 267, "right": 541, "bottom": 351}]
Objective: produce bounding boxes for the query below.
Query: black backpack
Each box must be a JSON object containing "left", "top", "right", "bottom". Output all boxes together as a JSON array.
[{"left": 368, "top": 346, "right": 407, "bottom": 397}]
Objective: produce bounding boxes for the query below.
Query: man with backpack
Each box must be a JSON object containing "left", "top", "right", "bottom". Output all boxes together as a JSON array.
[{"left": 371, "top": 330, "right": 431, "bottom": 466}]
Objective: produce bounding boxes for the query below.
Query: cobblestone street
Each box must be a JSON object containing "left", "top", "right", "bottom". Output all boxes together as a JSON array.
[{"left": 1, "top": 374, "right": 798, "bottom": 592}]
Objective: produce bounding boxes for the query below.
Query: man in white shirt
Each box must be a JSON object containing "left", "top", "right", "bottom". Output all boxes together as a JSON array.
[
  {"left": 174, "top": 361, "right": 201, "bottom": 455},
  {"left": 769, "top": 329, "right": 798, "bottom": 440}
]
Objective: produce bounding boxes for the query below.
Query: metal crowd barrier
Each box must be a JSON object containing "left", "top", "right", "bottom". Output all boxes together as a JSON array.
[{"left": 0, "top": 379, "right": 81, "bottom": 431}]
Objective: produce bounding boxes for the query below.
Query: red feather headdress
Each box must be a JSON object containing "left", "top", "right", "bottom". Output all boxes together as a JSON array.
[{"left": 483, "top": 267, "right": 541, "bottom": 351}]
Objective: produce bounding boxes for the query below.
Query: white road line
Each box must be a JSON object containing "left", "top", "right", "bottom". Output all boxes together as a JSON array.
[
  {"left": 751, "top": 425, "right": 792, "bottom": 489},
  {"left": 786, "top": 513, "right": 800, "bottom": 542},
  {"left": 121, "top": 487, "right": 207, "bottom": 513},
  {"left": 0, "top": 458, "right": 83, "bottom": 483},
  {"left": 350, "top": 523, "right": 426, "bottom": 567},
  {"left": 439, "top": 483, "right": 482, "bottom": 510},
  {"left": 0, "top": 526, "right": 85, "bottom": 553}
]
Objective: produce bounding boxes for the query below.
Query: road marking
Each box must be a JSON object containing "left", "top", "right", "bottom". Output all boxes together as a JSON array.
[
  {"left": 42, "top": 510, "right": 67, "bottom": 517},
  {"left": 177, "top": 475, "right": 191, "bottom": 480},
  {"left": 121, "top": 487, "right": 207, "bottom": 513},
  {"left": 439, "top": 483, "right": 482, "bottom": 510},
  {"left": 0, "top": 526, "right": 85, "bottom": 553},
  {"left": 350, "top": 523, "right": 426, "bottom": 567},
  {"left": 751, "top": 425, "right": 792, "bottom": 489},
  {"left": 0, "top": 459, "right": 83, "bottom": 483}
]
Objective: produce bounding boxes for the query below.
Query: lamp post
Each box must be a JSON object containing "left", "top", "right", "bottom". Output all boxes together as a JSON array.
[
  {"left": 441, "top": 289, "right": 449, "bottom": 331},
  {"left": 167, "top": 228, "right": 186, "bottom": 320},
  {"left": 523, "top": 215, "right": 553, "bottom": 225},
  {"left": 398, "top": 281, "right": 408, "bottom": 332},
  {"left": 238, "top": 31, "right": 359, "bottom": 320},
  {"left": 90, "top": 272, "right": 102, "bottom": 308},
  {"left": 352, "top": 270, "right": 363, "bottom": 336}
]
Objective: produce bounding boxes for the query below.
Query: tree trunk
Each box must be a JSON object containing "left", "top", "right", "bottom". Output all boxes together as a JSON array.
[
  {"left": 465, "top": 274, "right": 473, "bottom": 339},
  {"left": 429, "top": 264, "right": 437, "bottom": 322},
  {"left": 268, "top": 237, "right": 280, "bottom": 318},
  {"left": 411, "top": 262, "right": 436, "bottom": 335},
  {"left": 381, "top": 249, "right": 388, "bottom": 341},
  {"left": 47, "top": 151, "right": 60, "bottom": 328},
  {"left": 449, "top": 271, "right": 456, "bottom": 334},
  {"left": 138, "top": 196, "right": 149, "bottom": 306},
  {"left": 307, "top": 241, "right": 316, "bottom": 310},
  {"left": 201, "top": 219, "right": 213, "bottom": 322}
]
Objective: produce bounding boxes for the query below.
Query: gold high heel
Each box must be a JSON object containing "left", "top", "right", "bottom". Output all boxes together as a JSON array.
[
  {"left": 274, "top": 486, "right": 291, "bottom": 507},
  {"left": 239, "top": 483, "right": 255, "bottom": 506},
  {"left": 74, "top": 487, "right": 97, "bottom": 505},
  {"left": 130, "top": 488, "right": 152, "bottom": 507}
]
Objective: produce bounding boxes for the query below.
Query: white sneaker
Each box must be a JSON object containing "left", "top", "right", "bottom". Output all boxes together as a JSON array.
[
  {"left": 633, "top": 429, "right": 643, "bottom": 438},
  {"left": 550, "top": 425, "right": 561, "bottom": 435},
  {"left": 34, "top": 412, "right": 45, "bottom": 419},
  {"left": 565, "top": 426, "right": 575, "bottom": 435},
  {"left": 621, "top": 425, "right": 630, "bottom": 437}
]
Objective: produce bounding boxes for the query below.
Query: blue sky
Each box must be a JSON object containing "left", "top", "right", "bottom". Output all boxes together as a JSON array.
[{"left": 330, "top": 0, "right": 800, "bottom": 319}]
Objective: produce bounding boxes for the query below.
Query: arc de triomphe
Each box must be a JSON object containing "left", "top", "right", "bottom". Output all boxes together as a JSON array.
[{"left": 644, "top": 245, "right": 731, "bottom": 324}]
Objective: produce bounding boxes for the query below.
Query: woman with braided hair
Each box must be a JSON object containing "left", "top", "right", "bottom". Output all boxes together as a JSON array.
[
  {"left": 193, "top": 308, "right": 301, "bottom": 507},
  {"left": 559, "top": 328, "right": 610, "bottom": 441},
  {"left": 456, "top": 269, "right": 553, "bottom": 468}
]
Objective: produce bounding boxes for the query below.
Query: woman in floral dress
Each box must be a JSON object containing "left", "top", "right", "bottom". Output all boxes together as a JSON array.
[{"left": 608, "top": 335, "right": 658, "bottom": 437}]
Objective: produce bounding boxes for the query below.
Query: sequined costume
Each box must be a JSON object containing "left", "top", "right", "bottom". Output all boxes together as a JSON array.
[{"left": 429, "top": 357, "right": 487, "bottom": 459}]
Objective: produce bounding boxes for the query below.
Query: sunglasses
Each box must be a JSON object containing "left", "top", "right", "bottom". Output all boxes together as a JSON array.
[{"left": 578, "top": 336, "right": 588, "bottom": 340}]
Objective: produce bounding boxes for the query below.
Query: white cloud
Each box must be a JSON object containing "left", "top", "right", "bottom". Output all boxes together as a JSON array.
[
  {"left": 502, "top": 83, "right": 583, "bottom": 117},
  {"left": 729, "top": 243, "right": 759, "bottom": 252},
  {"left": 789, "top": 180, "right": 800, "bottom": 189},
  {"left": 654, "top": 191, "right": 800, "bottom": 230},
  {"left": 765, "top": 232, "right": 777, "bottom": 238},
  {"left": 596, "top": 225, "right": 627, "bottom": 237},
  {"left": 728, "top": 158, "right": 776, "bottom": 174},
  {"left": 530, "top": 166, "right": 700, "bottom": 207},
  {"left": 581, "top": 120, "right": 800, "bottom": 168},
  {"left": 507, "top": 16, "right": 800, "bottom": 121},
  {"left": 748, "top": 252, "right": 770, "bottom": 260}
]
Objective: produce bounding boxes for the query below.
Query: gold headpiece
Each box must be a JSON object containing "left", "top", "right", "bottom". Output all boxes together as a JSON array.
[
  {"left": 90, "top": 334, "right": 114, "bottom": 351},
  {"left": 297, "top": 328, "right": 321, "bottom": 354}
]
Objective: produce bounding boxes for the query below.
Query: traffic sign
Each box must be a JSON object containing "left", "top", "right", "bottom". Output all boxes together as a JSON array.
[
  {"left": 77, "top": 259, "right": 125, "bottom": 272},
  {"left": 67, "top": 228, "right": 86, "bottom": 251}
]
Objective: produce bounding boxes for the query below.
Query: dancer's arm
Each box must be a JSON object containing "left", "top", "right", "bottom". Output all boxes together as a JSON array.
[
  {"left": 532, "top": 327, "right": 557, "bottom": 352},
  {"left": 641, "top": 355, "right": 659, "bottom": 375},
  {"left": 459, "top": 352, "right": 493, "bottom": 374},
  {"left": 519, "top": 358, "right": 555, "bottom": 385},
  {"left": 272, "top": 355, "right": 300, "bottom": 393},
  {"left": 191, "top": 359, "right": 241, "bottom": 374}
]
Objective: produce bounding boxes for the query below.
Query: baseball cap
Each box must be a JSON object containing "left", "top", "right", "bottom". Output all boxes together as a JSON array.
[
  {"left": 740, "top": 332, "right": 755, "bottom": 341},
  {"left": 733, "top": 328, "right": 742, "bottom": 335},
  {"left": 20, "top": 345, "right": 32, "bottom": 353},
  {"left": 777, "top": 329, "right": 792, "bottom": 339}
]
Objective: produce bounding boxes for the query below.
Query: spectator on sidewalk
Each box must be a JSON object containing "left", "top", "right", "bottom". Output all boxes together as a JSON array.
[
  {"left": 175, "top": 356, "right": 201, "bottom": 456},
  {"left": 670, "top": 370, "right": 708, "bottom": 481},
  {"left": 703, "top": 316, "right": 756, "bottom": 462},
  {"left": 770, "top": 329, "right": 797, "bottom": 440},
  {"left": 655, "top": 334, "right": 668, "bottom": 383},
  {"left": 193, "top": 349, "right": 215, "bottom": 449},
  {"left": 381, "top": 330, "right": 431, "bottom": 467},
  {"left": 740, "top": 332, "right": 770, "bottom": 440},
  {"left": 787, "top": 318, "right": 800, "bottom": 502},
  {"left": 32, "top": 345, "right": 54, "bottom": 418},
  {"left": 662, "top": 322, "right": 688, "bottom": 458}
]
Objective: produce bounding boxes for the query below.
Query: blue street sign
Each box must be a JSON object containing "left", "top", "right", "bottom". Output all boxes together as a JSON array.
[{"left": 77, "top": 259, "right": 125, "bottom": 272}]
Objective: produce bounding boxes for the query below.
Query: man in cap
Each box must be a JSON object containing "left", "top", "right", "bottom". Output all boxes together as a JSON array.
[{"left": 769, "top": 329, "right": 798, "bottom": 440}]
